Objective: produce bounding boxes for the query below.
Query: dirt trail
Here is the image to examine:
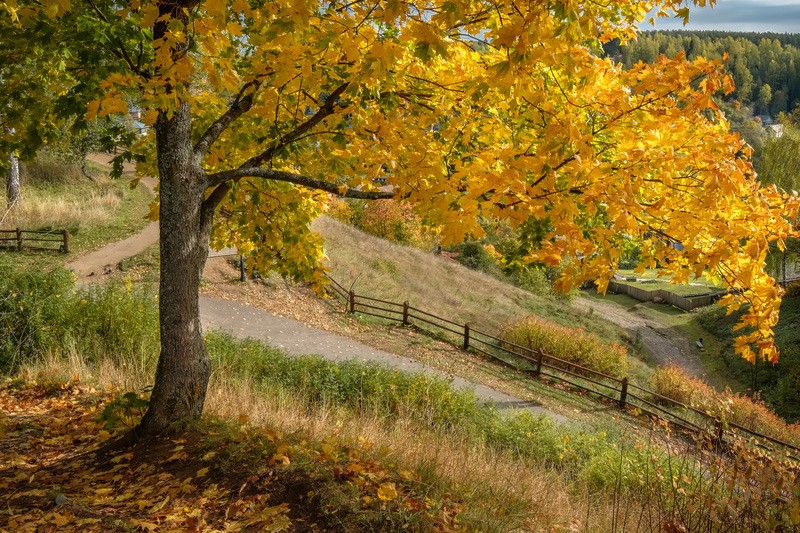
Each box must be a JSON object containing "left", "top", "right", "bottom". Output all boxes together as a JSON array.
[
  {"left": 66, "top": 155, "right": 159, "bottom": 279},
  {"left": 66, "top": 157, "right": 568, "bottom": 422},
  {"left": 577, "top": 296, "right": 705, "bottom": 378}
]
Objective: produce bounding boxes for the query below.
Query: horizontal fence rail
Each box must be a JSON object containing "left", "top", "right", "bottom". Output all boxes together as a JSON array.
[
  {"left": 325, "top": 274, "right": 800, "bottom": 461},
  {"left": 0, "top": 228, "right": 69, "bottom": 253}
]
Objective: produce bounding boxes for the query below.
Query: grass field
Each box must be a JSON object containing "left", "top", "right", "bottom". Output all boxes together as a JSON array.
[
  {"left": 615, "top": 268, "right": 724, "bottom": 296},
  {"left": 1, "top": 155, "right": 152, "bottom": 270}
]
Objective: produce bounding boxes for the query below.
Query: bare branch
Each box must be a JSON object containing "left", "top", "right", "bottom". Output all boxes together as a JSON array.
[
  {"left": 239, "top": 82, "right": 350, "bottom": 169},
  {"left": 194, "top": 80, "right": 262, "bottom": 157},
  {"left": 207, "top": 167, "right": 394, "bottom": 199}
]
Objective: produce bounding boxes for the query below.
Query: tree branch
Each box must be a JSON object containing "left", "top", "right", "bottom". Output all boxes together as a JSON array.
[
  {"left": 194, "top": 80, "right": 262, "bottom": 157},
  {"left": 200, "top": 181, "right": 231, "bottom": 232},
  {"left": 238, "top": 82, "right": 350, "bottom": 169},
  {"left": 207, "top": 167, "right": 395, "bottom": 199}
]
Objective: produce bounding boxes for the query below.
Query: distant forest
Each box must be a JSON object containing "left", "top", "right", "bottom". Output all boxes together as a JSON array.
[{"left": 604, "top": 31, "right": 800, "bottom": 117}]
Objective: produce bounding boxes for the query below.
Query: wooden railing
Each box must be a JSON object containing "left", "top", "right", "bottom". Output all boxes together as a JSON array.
[
  {"left": 0, "top": 228, "right": 69, "bottom": 253},
  {"left": 325, "top": 275, "right": 800, "bottom": 460}
]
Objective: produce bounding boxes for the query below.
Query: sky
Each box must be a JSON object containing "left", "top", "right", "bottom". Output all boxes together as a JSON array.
[{"left": 648, "top": 0, "right": 800, "bottom": 33}]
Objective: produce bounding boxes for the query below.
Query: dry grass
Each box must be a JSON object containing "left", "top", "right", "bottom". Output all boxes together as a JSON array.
[
  {"left": 23, "top": 347, "right": 635, "bottom": 532},
  {"left": 2, "top": 189, "right": 122, "bottom": 230},
  {"left": 313, "top": 216, "right": 625, "bottom": 343},
  {"left": 24, "top": 340, "right": 800, "bottom": 532},
  {"left": 651, "top": 364, "right": 800, "bottom": 447},
  {"left": 204, "top": 375, "right": 587, "bottom": 531}
]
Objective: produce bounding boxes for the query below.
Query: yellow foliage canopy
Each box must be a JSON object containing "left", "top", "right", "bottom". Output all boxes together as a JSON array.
[{"left": 5, "top": 0, "right": 798, "bottom": 362}]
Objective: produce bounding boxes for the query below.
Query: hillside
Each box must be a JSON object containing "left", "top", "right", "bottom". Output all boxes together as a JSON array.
[
  {"left": 4, "top": 160, "right": 800, "bottom": 531},
  {"left": 313, "top": 216, "right": 630, "bottom": 348}
]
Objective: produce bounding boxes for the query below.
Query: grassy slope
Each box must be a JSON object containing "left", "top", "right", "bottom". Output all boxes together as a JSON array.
[
  {"left": 697, "top": 296, "right": 800, "bottom": 421},
  {"left": 314, "top": 216, "right": 628, "bottom": 344},
  {"left": 2, "top": 156, "right": 152, "bottom": 270}
]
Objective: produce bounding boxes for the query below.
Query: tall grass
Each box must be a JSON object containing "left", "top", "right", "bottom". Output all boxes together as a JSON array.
[
  {"left": 0, "top": 261, "right": 159, "bottom": 377},
  {"left": 1, "top": 154, "right": 151, "bottom": 252},
  {"left": 651, "top": 364, "right": 800, "bottom": 447},
  {"left": 499, "top": 316, "right": 629, "bottom": 377},
  {"left": 313, "top": 215, "right": 627, "bottom": 343},
  {"left": 8, "top": 271, "right": 799, "bottom": 531}
]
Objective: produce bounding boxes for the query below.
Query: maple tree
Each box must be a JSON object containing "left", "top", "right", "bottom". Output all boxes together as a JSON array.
[{"left": 1, "top": 0, "right": 797, "bottom": 435}]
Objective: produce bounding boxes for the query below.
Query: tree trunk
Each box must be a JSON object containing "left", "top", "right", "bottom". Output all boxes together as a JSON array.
[
  {"left": 136, "top": 101, "right": 212, "bottom": 436},
  {"left": 6, "top": 152, "right": 20, "bottom": 208}
]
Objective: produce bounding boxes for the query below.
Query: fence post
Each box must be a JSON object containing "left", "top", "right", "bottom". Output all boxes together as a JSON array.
[
  {"left": 402, "top": 301, "right": 409, "bottom": 326},
  {"left": 463, "top": 323, "right": 470, "bottom": 351},
  {"left": 61, "top": 230, "right": 70, "bottom": 253},
  {"left": 535, "top": 350, "right": 544, "bottom": 376},
  {"left": 16, "top": 228, "right": 22, "bottom": 251},
  {"left": 348, "top": 291, "right": 355, "bottom": 314},
  {"left": 619, "top": 377, "right": 629, "bottom": 408},
  {"left": 714, "top": 418, "right": 724, "bottom": 447},
  {"left": 239, "top": 254, "right": 246, "bottom": 282}
]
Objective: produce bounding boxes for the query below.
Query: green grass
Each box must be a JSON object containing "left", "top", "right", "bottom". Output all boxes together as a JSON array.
[
  {"left": 116, "top": 242, "right": 160, "bottom": 282},
  {"left": 579, "top": 290, "right": 742, "bottom": 392},
  {"left": 697, "top": 296, "right": 800, "bottom": 421},
  {"left": 615, "top": 269, "right": 723, "bottom": 296},
  {"left": 1, "top": 156, "right": 152, "bottom": 270}
]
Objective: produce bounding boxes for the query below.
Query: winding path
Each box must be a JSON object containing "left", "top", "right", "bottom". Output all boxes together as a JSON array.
[
  {"left": 66, "top": 161, "right": 567, "bottom": 422},
  {"left": 577, "top": 297, "right": 705, "bottom": 378}
]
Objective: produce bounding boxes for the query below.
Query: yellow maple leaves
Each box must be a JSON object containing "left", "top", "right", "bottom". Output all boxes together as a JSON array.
[{"left": 13, "top": 0, "right": 795, "bottom": 363}]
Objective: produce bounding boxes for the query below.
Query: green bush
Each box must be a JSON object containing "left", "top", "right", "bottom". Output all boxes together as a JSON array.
[
  {"left": 67, "top": 280, "right": 159, "bottom": 369},
  {"left": 0, "top": 261, "right": 159, "bottom": 373},
  {"left": 448, "top": 240, "right": 502, "bottom": 277},
  {"left": 0, "top": 263, "right": 74, "bottom": 371},
  {"left": 499, "top": 316, "right": 629, "bottom": 377}
]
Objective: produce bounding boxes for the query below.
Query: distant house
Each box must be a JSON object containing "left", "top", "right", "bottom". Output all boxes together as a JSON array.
[{"left": 756, "top": 114, "right": 775, "bottom": 126}]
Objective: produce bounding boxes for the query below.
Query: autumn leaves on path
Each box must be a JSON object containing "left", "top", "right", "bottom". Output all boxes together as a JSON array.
[{"left": 0, "top": 381, "right": 462, "bottom": 532}]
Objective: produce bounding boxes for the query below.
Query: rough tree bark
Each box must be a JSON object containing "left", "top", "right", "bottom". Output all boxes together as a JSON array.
[
  {"left": 135, "top": 104, "right": 213, "bottom": 436},
  {"left": 6, "top": 152, "right": 20, "bottom": 208}
]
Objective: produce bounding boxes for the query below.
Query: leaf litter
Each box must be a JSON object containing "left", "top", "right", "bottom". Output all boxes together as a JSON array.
[{"left": 0, "top": 378, "right": 464, "bottom": 531}]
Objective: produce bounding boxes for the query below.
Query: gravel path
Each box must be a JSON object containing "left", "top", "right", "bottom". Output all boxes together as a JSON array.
[
  {"left": 66, "top": 160, "right": 567, "bottom": 422},
  {"left": 66, "top": 220, "right": 158, "bottom": 278},
  {"left": 577, "top": 296, "right": 705, "bottom": 378},
  {"left": 200, "top": 296, "right": 567, "bottom": 422}
]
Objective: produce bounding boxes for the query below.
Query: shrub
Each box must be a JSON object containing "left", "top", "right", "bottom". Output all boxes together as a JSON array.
[
  {"left": 650, "top": 364, "right": 800, "bottom": 447},
  {"left": 510, "top": 266, "right": 551, "bottom": 297},
  {"left": 499, "top": 317, "right": 629, "bottom": 377},
  {"left": 0, "top": 261, "right": 159, "bottom": 373},
  {"left": 448, "top": 240, "right": 503, "bottom": 277},
  {"left": 328, "top": 198, "right": 428, "bottom": 248},
  {"left": 354, "top": 199, "right": 423, "bottom": 246},
  {"left": 67, "top": 279, "right": 159, "bottom": 370},
  {"left": 326, "top": 197, "right": 355, "bottom": 224},
  {"left": 0, "top": 263, "right": 74, "bottom": 371}
]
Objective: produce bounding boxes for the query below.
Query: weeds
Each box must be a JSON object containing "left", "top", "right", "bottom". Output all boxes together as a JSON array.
[
  {"left": 499, "top": 316, "right": 629, "bottom": 377},
  {"left": 651, "top": 364, "right": 800, "bottom": 447},
  {"left": 0, "top": 262, "right": 158, "bottom": 377}
]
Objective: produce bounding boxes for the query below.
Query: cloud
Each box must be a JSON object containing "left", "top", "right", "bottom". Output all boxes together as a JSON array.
[{"left": 649, "top": 0, "right": 800, "bottom": 33}]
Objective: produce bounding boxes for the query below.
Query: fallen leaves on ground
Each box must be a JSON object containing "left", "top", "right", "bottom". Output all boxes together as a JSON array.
[{"left": 0, "top": 378, "right": 464, "bottom": 531}]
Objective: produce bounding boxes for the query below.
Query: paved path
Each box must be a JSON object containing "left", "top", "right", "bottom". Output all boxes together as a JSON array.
[
  {"left": 200, "top": 296, "right": 568, "bottom": 422},
  {"left": 66, "top": 157, "right": 568, "bottom": 422}
]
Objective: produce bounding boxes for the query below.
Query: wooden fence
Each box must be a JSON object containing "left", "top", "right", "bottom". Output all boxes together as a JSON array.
[
  {"left": 607, "top": 280, "right": 726, "bottom": 311},
  {"left": 325, "top": 275, "right": 800, "bottom": 460},
  {"left": 0, "top": 228, "right": 69, "bottom": 253}
]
